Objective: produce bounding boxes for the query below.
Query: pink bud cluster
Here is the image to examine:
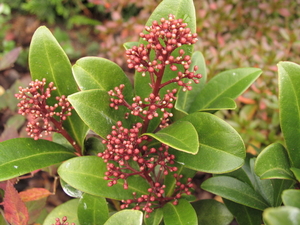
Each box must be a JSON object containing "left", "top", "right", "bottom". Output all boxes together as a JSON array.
[
  {"left": 109, "top": 85, "right": 176, "bottom": 127},
  {"left": 15, "top": 78, "right": 73, "bottom": 140},
  {"left": 120, "top": 175, "right": 193, "bottom": 217},
  {"left": 101, "top": 14, "right": 199, "bottom": 215},
  {"left": 98, "top": 121, "right": 178, "bottom": 189},
  {"left": 53, "top": 216, "right": 75, "bottom": 225},
  {"left": 126, "top": 14, "right": 201, "bottom": 91}
]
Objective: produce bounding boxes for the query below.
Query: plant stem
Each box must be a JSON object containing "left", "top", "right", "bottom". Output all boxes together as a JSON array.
[{"left": 51, "top": 118, "right": 82, "bottom": 156}]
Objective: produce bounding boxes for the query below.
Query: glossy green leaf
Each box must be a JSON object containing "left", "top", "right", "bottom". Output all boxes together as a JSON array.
[
  {"left": 144, "top": 121, "right": 199, "bottom": 154},
  {"left": 0, "top": 138, "right": 76, "bottom": 181},
  {"left": 226, "top": 156, "right": 294, "bottom": 207},
  {"left": 224, "top": 154, "right": 254, "bottom": 187},
  {"left": 104, "top": 210, "right": 143, "bottom": 225},
  {"left": 68, "top": 89, "right": 130, "bottom": 139},
  {"left": 249, "top": 158, "right": 277, "bottom": 207},
  {"left": 29, "top": 26, "right": 88, "bottom": 148},
  {"left": 192, "top": 199, "right": 233, "bottom": 225},
  {"left": 201, "top": 176, "right": 270, "bottom": 211},
  {"left": 73, "top": 57, "right": 132, "bottom": 97},
  {"left": 278, "top": 62, "right": 300, "bottom": 168},
  {"left": 291, "top": 167, "right": 300, "bottom": 182},
  {"left": 163, "top": 199, "right": 197, "bottom": 225},
  {"left": 271, "top": 179, "right": 295, "bottom": 207},
  {"left": 170, "top": 112, "right": 245, "bottom": 173},
  {"left": 189, "top": 68, "right": 262, "bottom": 113},
  {"left": 43, "top": 199, "right": 79, "bottom": 225},
  {"left": 134, "top": 0, "right": 196, "bottom": 100},
  {"left": 58, "top": 156, "right": 150, "bottom": 200},
  {"left": 144, "top": 208, "right": 163, "bottom": 225},
  {"left": 60, "top": 178, "right": 83, "bottom": 198},
  {"left": 78, "top": 193, "right": 109, "bottom": 225},
  {"left": 223, "top": 199, "right": 262, "bottom": 225},
  {"left": 263, "top": 206, "right": 300, "bottom": 225},
  {"left": 282, "top": 190, "right": 300, "bottom": 208},
  {"left": 175, "top": 51, "right": 207, "bottom": 114},
  {"left": 255, "top": 143, "right": 294, "bottom": 180}
]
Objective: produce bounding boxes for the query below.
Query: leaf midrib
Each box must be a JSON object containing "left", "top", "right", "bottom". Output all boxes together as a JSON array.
[
  {"left": 62, "top": 169, "right": 148, "bottom": 195},
  {"left": 206, "top": 181, "right": 269, "bottom": 209},
  {"left": 74, "top": 64, "right": 105, "bottom": 90},
  {"left": 0, "top": 151, "right": 75, "bottom": 168}
]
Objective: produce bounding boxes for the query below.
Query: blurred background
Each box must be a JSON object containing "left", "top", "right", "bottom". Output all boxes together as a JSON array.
[{"left": 0, "top": 0, "right": 300, "bottom": 182}]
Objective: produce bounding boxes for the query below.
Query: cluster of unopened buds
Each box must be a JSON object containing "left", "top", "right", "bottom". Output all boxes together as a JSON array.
[
  {"left": 98, "top": 121, "right": 178, "bottom": 186},
  {"left": 121, "top": 175, "right": 193, "bottom": 217},
  {"left": 15, "top": 78, "right": 73, "bottom": 140},
  {"left": 126, "top": 14, "right": 201, "bottom": 91},
  {"left": 52, "top": 216, "right": 75, "bottom": 225},
  {"left": 100, "top": 14, "right": 200, "bottom": 214},
  {"left": 109, "top": 85, "right": 177, "bottom": 127}
]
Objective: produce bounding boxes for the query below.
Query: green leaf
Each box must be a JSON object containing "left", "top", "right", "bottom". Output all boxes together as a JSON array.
[
  {"left": 226, "top": 156, "right": 294, "bottom": 207},
  {"left": 255, "top": 143, "right": 294, "bottom": 180},
  {"left": 263, "top": 206, "right": 300, "bottom": 225},
  {"left": 29, "top": 26, "right": 88, "bottom": 148},
  {"left": 175, "top": 51, "right": 207, "bottom": 114},
  {"left": 249, "top": 158, "right": 277, "bottom": 207},
  {"left": 58, "top": 156, "right": 150, "bottom": 200},
  {"left": 205, "top": 97, "right": 237, "bottom": 111},
  {"left": 68, "top": 90, "right": 130, "bottom": 139},
  {"left": 73, "top": 57, "right": 132, "bottom": 97},
  {"left": 0, "top": 138, "right": 76, "bottom": 181},
  {"left": 78, "top": 193, "right": 109, "bottom": 225},
  {"left": 163, "top": 199, "right": 197, "bottom": 225},
  {"left": 282, "top": 189, "right": 300, "bottom": 208},
  {"left": 144, "top": 121, "right": 199, "bottom": 154},
  {"left": 291, "top": 167, "right": 300, "bottom": 182},
  {"left": 170, "top": 112, "right": 245, "bottom": 173},
  {"left": 191, "top": 199, "right": 233, "bottom": 225},
  {"left": 43, "top": 199, "right": 79, "bottom": 225},
  {"left": 278, "top": 62, "right": 300, "bottom": 168},
  {"left": 223, "top": 199, "right": 262, "bottom": 225},
  {"left": 189, "top": 68, "right": 262, "bottom": 113},
  {"left": 104, "top": 210, "right": 143, "bottom": 225},
  {"left": 271, "top": 179, "right": 295, "bottom": 207},
  {"left": 201, "top": 176, "right": 270, "bottom": 211},
  {"left": 134, "top": 0, "right": 196, "bottom": 100},
  {"left": 224, "top": 154, "right": 254, "bottom": 187},
  {"left": 60, "top": 178, "right": 83, "bottom": 198},
  {"left": 144, "top": 208, "right": 163, "bottom": 225}
]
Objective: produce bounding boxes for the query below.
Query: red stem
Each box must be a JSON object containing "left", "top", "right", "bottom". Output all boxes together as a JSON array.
[{"left": 50, "top": 118, "right": 82, "bottom": 156}]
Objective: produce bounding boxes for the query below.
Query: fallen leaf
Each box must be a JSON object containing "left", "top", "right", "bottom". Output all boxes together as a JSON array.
[
  {"left": 19, "top": 188, "right": 52, "bottom": 202},
  {"left": 3, "top": 180, "right": 29, "bottom": 225}
]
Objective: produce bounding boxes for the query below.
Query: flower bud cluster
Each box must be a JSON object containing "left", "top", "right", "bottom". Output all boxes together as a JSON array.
[
  {"left": 102, "top": 14, "right": 199, "bottom": 215},
  {"left": 109, "top": 86, "right": 176, "bottom": 127},
  {"left": 120, "top": 174, "right": 194, "bottom": 217},
  {"left": 53, "top": 216, "right": 75, "bottom": 225},
  {"left": 15, "top": 79, "right": 73, "bottom": 140},
  {"left": 126, "top": 14, "right": 201, "bottom": 91},
  {"left": 98, "top": 121, "right": 178, "bottom": 189}
]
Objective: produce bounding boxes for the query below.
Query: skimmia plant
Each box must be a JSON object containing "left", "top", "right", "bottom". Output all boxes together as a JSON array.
[{"left": 1, "top": 0, "right": 299, "bottom": 225}]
